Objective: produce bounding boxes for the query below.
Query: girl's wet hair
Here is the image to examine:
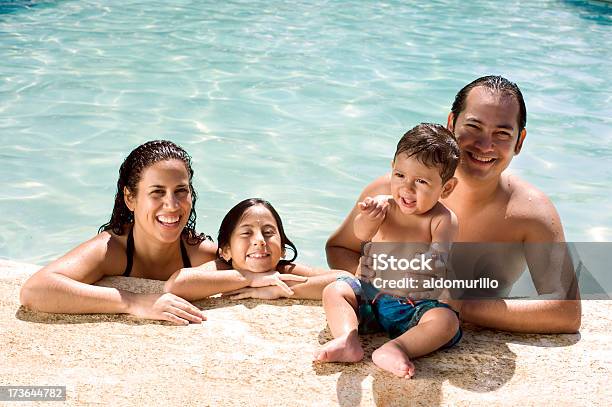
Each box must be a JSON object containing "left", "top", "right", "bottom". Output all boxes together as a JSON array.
[
  {"left": 217, "top": 198, "right": 298, "bottom": 266},
  {"left": 98, "top": 140, "right": 211, "bottom": 245}
]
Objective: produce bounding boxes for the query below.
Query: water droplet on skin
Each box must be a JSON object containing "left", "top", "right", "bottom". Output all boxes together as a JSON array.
[{"left": 528, "top": 197, "right": 532, "bottom": 201}]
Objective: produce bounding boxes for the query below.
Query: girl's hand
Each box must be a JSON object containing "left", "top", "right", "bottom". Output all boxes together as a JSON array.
[
  {"left": 126, "top": 292, "right": 205, "bottom": 325},
  {"left": 223, "top": 285, "right": 289, "bottom": 300},
  {"left": 248, "top": 271, "right": 307, "bottom": 296}
]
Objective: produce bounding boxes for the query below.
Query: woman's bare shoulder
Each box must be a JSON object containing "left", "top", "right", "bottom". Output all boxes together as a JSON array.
[
  {"left": 37, "top": 231, "right": 128, "bottom": 282},
  {"left": 185, "top": 237, "right": 218, "bottom": 267}
]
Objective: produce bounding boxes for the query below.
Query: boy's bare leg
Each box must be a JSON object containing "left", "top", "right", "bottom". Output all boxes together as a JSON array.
[
  {"left": 313, "top": 281, "right": 364, "bottom": 362},
  {"left": 372, "top": 307, "right": 459, "bottom": 378}
]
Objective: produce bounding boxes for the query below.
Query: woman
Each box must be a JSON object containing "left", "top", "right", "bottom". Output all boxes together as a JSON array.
[{"left": 20, "top": 140, "right": 217, "bottom": 325}]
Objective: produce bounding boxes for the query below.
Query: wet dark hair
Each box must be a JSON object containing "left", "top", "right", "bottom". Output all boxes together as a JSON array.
[
  {"left": 394, "top": 123, "right": 460, "bottom": 183},
  {"left": 98, "top": 140, "right": 211, "bottom": 245},
  {"left": 451, "top": 75, "right": 527, "bottom": 136},
  {"left": 217, "top": 198, "right": 298, "bottom": 267}
]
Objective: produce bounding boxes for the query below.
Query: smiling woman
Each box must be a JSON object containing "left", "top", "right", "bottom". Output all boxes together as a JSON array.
[{"left": 19, "top": 140, "right": 218, "bottom": 325}]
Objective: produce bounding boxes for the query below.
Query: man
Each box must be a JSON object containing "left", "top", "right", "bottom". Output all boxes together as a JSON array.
[{"left": 326, "top": 76, "right": 581, "bottom": 334}]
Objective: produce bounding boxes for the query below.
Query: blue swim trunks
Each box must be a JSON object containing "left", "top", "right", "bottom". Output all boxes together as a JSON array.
[{"left": 337, "top": 275, "right": 462, "bottom": 348}]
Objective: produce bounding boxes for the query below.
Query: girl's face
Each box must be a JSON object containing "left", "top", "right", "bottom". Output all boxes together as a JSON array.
[
  {"left": 221, "top": 205, "right": 284, "bottom": 273},
  {"left": 125, "top": 159, "right": 192, "bottom": 243}
]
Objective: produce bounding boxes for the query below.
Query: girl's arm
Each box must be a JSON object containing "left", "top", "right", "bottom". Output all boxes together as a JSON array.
[
  {"left": 19, "top": 233, "right": 203, "bottom": 325},
  {"left": 164, "top": 260, "right": 252, "bottom": 301},
  {"left": 286, "top": 268, "right": 352, "bottom": 299},
  {"left": 226, "top": 263, "right": 352, "bottom": 300},
  {"left": 164, "top": 260, "right": 308, "bottom": 300}
]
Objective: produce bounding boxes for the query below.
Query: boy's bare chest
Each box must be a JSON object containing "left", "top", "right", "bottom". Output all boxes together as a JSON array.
[{"left": 373, "top": 216, "right": 432, "bottom": 243}]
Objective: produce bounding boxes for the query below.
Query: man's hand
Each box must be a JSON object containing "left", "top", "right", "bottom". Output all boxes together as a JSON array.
[{"left": 126, "top": 292, "right": 205, "bottom": 325}]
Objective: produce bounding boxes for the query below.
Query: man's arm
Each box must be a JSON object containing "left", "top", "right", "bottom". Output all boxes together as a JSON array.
[
  {"left": 326, "top": 174, "right": 391, "bottom": 274},
  {"left": 460, "top": 299, "right": 581, "bottom": 333},
  {"left": 460, "top": 187, "right": 581, "bottom": 333}
]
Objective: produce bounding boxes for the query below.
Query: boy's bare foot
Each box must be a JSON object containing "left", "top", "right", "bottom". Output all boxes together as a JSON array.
[
  {"left": 372, "top": 340, "right": 415, "bottom": 378},
  {"left": 313, "top": 333, "right": 364, "bottom": 363}
]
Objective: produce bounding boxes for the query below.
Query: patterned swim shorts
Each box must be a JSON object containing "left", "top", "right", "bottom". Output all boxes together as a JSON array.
[{"left": 337, "top": 275, "right": 462, "bottom": 348}]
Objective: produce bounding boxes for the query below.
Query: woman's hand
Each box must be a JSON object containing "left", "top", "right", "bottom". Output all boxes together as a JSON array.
[
  {"left": 223, "top": 285, "right": 290, "bottom": 300},
  {"left": 246, "top": 271, "right": 307, "bottom": 296},
  {"left": 126, "top": 292, "right": 205, "bottom": 325}
]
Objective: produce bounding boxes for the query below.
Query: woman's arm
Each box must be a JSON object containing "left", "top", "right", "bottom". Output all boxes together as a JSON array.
[{"left": 20, "top": 233, "right": 203, "bottom": 325}]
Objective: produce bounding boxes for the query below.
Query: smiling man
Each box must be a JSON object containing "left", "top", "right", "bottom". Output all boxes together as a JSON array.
[{"left": 326, "top": 76, "right": 581, "bottom": 334}]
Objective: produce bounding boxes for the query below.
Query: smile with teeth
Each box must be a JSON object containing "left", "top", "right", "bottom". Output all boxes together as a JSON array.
[
  {"left": 156, "top": 215, "right": 180, "bottom": 226},
  {"left": 400, "top": 197, "right": 416, "bottom": 207},
  {"left": 468, "top": 152, "right": 496, "bottom": 163},
  {"left": 247, "top": 252, "right": 270, "bottom": 259}
]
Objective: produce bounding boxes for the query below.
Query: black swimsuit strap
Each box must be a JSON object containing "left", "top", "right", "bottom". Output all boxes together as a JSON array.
[
  {"left": 180, "top": 239, "right": 192, "bottom": 268},
  {"left": 123, "top": 227, "right": 135, "bottom": 277},
  {"left": 123, "top": 228, "right": 191, "bottom": 277}
]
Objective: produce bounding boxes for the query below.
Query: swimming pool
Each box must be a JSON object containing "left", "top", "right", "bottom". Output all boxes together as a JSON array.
[{"left": 1, "top": 0, "right": 611, "bottom": 267}]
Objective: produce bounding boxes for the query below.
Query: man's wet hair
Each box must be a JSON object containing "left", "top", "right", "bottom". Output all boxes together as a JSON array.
[
  {"left": 451, "top": 75, "right": 527, "bottom": 135},
  {"left": 394, "top": 123, "right": 460, "bottom": 183},
  {"left": 98, "top": 140, "right": 210, "bottom": 245}
]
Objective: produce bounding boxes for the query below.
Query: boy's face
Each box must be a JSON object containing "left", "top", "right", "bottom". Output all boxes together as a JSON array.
[{"left": 390, "top": 153, "right": 455, "bottom": 215}]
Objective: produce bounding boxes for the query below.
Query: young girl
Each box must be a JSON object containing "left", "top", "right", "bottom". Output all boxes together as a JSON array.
[{"left": 165, "top": 198, "right": 350, "bottom": 300}]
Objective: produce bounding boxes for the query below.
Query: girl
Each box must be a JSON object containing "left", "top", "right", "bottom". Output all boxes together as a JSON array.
[
  {"left": 20, "top": 140, "right": 217, "bottom": 325},
  {"left": 165, "top": 198, "right": 350, "bottom": 300}
]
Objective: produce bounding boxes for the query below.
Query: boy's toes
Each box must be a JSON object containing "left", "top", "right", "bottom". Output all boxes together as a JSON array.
[
  {"left": 396, "top": 360, "right": 415, "bottom": 378},
  {"left": 313, "top": 350, "right": 329, "bottom": 362},
  {"left": 372, "top": 341, "right": 415, "bottom": 378}
]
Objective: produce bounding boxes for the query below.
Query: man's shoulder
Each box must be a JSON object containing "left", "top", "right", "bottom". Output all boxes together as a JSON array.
[
  {"left": 504, "top": 174, "right": 563, "bottom": 240},
  {"left": 361, "top": 173, "right": 391, "bottom": 198},
  {"left": 505, "top": 174, "right": 557, "bottom": 217}
]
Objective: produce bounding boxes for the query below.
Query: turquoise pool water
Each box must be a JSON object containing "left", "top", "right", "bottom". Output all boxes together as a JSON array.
[{"left": 1, "top": 0, "right": 611, "bottom": 267}]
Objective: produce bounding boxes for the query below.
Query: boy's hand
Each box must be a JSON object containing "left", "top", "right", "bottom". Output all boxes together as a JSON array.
[{"left": 357, "top": 195, "right": 392, "bottom": 221}]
